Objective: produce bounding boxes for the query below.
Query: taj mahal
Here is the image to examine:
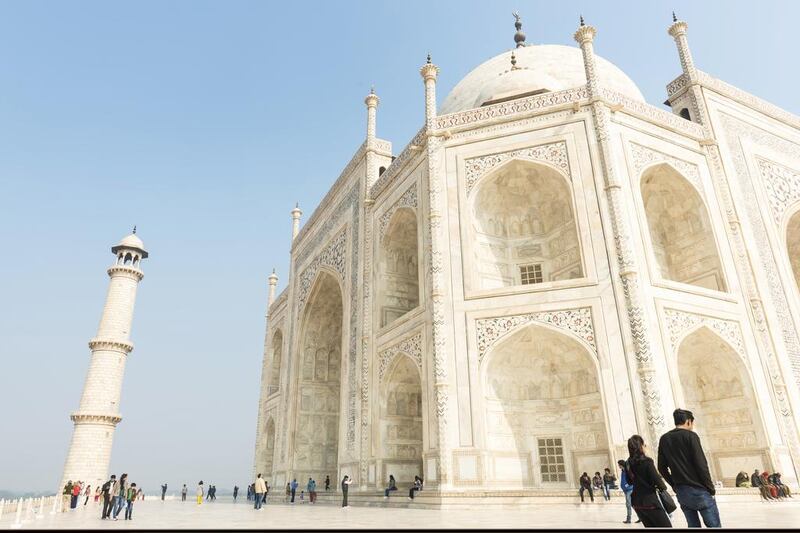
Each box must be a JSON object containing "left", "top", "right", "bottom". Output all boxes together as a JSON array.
[{"left": 56, "top": 12, "right": 800, "bottom": 510}]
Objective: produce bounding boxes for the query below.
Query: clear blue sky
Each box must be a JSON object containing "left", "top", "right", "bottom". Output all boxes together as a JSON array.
[{"left": 1, "top": 0, "right": 797, "bottom": 494}]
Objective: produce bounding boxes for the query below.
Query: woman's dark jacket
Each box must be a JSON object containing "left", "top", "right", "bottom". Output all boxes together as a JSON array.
[{"left": 628, "top": 456, "right": 668, "bottom": 510}]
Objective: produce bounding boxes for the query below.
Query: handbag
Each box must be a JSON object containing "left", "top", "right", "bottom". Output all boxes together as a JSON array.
[{"left": 657, "top": 489, "right": 678, "bottom": 514}]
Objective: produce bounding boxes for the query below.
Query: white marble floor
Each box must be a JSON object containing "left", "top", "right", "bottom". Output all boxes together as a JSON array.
[{"left": 4, "top": 498, "right": 800, "bottom": 529}]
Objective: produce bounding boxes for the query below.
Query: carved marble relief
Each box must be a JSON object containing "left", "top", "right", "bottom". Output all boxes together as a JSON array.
[
  {"left": 756, "top": 157, "right": 800, "bottom": 226},
  {"left": 378, "top": 332, "right": 423, "bottom": 382},
  {"left": 464, "top": 141, "right": 570, "bottom": 195},
  {"left": 664, "top": 308, "right": 746, "bottom": 360}
]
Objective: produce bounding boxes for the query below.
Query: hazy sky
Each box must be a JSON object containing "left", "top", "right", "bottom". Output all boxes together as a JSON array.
[{"left": 1, "top": 0, "right": 798, "bottom": 493}]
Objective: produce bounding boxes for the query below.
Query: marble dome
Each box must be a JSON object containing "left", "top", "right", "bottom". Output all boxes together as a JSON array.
[{"left": 440, "top": 44, "right": 645, "bottom": 115}]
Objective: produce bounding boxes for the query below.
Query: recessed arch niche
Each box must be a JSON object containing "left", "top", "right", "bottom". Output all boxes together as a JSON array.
[
  {"left": 269, "top": 330, "right": 283, "bottom": 393},
  {"left": 378, "top": 208, "right": 420, "bottom": 328},
  {"left": 676, "top": 327, "right": 766, "bottom": 483},
  {"left": 379, "top": 354, "right": 423, "bottom": 483},
  {"left": 293, "top": 271, "right": 343, "bottom": 482},
  {"left": 483, "top": 323, "right": 609, "bottom": 488},
  {"left": 470, "top": 159, "right": 583, "bottom": 290},
  {"left": 263, "top": 417, "right": 275, "bottom": 479},
  {"left": 640, "top": 163, "right": 727, "bottom": 291},
  {"left": 786, "top": 208, "right": 800, "bottom": 294}
]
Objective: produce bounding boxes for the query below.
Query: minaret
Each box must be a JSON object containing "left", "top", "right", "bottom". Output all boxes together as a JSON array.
[
  {"left": 291, "top": 203, "right": 302, "bottom": 240},
  {"left": 60, "top": 229, "right": 148, "bottom": 490},
  {"left": 267, "top": 269, "right": 278, "bottom": 307}
]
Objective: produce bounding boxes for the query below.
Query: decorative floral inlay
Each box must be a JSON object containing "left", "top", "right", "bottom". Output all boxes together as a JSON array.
[
  {"left": 378, "top": 332, "right": 423, "bottom": 381},
  {"left": 756, "top": 157, "right": 800, "bottom": 225},
  {"left": 476, "top": 308, "right": 596, "bottom": 362},
  {"left": 630, "top": 143, "right": 702, "bottom": 191},
  {"left": 465, "top": 141, "right": 569, "bottom": 194},
  {"left": 378, "top": 184, "right": 418, "bottom": 241},
  {"left": 296, "top": 229, "right": 347, "bottom": 310},
  {"left": 663, "top": 309, "right": 746, "bottom": 360}
]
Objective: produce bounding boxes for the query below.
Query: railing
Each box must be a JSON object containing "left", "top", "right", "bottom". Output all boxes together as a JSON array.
[{"left": 0, "top": 494, "right": 60, "bottom": 528}]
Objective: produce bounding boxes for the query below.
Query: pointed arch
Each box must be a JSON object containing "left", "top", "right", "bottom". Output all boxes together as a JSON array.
[
  {"left": 379, "top": 353, "right": 424, "bottom": 483},
  {"left": 263, "top": 416, "right": 276, "bottom": 478},
  {"left": 640, "top": 163, "right": 727, "bottom": 291},
  {"left": 269, "top": 329, "right": 284, "bottom": 393},
  {"left": 784, "top": 204, "right": 800, "bottom": 296},
  {"left": 377, "top": 207, "right": 420, "bottom": 327},
  {"left": 482, "top": 323, "right": 610, "bottom": 488},
  {"left": 676, "top": 326, "right": 768, "bottom": 483},
  {"left": 470, "top": 159, "right": 583, "bottom": 290}
]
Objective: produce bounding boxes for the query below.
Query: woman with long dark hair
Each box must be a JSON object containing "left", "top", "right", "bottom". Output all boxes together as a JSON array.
[{"left": 627, "top": 434, "right": 672, "bottom": 528}]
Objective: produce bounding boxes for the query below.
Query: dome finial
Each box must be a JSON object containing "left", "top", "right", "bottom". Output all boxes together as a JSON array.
[
  {"left": 370, "top": 85, "right": 375, "bottom": 95},
  {"left": 132, "top": 225, "right": 137, "bottom": 234},
  {"left": 580, "top": 15, "right": 585, "bottom": 26},
  {"left": 672, "top": 11, "right": 678, "bottom": 22},
  {"left": 512, "top": 12, "right": 526, "bottom": 48},
  {"left": 426, "top": 53, "right": 431, "bottom": 64}
]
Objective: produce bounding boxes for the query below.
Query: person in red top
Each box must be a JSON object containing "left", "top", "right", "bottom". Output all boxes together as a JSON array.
[{"left": 71, "top": 481, "right": 82, "bottom": 509}]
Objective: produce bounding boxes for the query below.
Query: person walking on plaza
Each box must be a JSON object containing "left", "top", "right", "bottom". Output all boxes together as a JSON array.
[
  {"left": 94, "top": 485, "right": 101, "bottom": 503},
  {"left": 197, "top": 481, "right": 204, "bottom": 505},
  {"left": 285, "top": 482, "right": 291, "bottom": 502},
  {"left": 579, "top": 472, "right": 594, "bottom": 503},
  {"left": 262, "top": 481, "right": 269, "bottom": 505},
  {"left": 602, "top": 468, "right": 616, "bottom": 501},
  {"left": 181, "top": 484, "right": 187, "bottom": 501},
  {"left": 124, "top": 483, "right": 137, "bottom": 520},
  {"left": 384, "top": 474, "right": 397, "bottom": 499},
  {"left": 618, "top": 460, "right": 634, "bottom": 523},
  {"left": 307, "top": 478, "right": 317, "bottom": 504},
  {"left": 233, "top": 485, "right": 239, "bottom": 502},
  {"left": 341, "top": 475, "right": 352, "bottom": 507},
  {"left": 254, "top": 474, "right": 266, "bottom": 510},
  {"left": 290, "top": 478, "right": 298, "bottom": 503},
  {"left": 83, "top": 484, "right": 92, "bottom": 506},
  {"left": 325, "top": 475, "right": 331, "bottom": 491},
  {"left": 71, "top": 480, "right": 81, "bottom": 509},
  {"left": 658, "top": 409, "right": 721, "bottom": 528},
  {"left": 61, "top": 481, "right": 72, "bottom": 513},
  {"left": 101, "top": 475, "right": 116, "bottom": 519},
  {"left": 161, "top": 483, "right": 167, "bottom": 501},
  {"left": 628, "top": 434, "right": 672, "bottom": 528},
  {"left": 112, "top": 473, "right": 128, "bottom": 520}
]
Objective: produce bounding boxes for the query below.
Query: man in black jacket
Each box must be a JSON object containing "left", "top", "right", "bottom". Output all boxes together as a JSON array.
[
  {"left": 657, "top": 409, "right": 721, "bottom": 528},
  {"left": 100, "top": 475, "right": 116, "bottom": 520}
]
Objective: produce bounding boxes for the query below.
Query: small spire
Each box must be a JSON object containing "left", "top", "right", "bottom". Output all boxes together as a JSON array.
[
  {"left": 272, "top": 268, "right": 276, "bottom": 274},
  {"left": 370, "top": 85, "right": 375, "bottom": 95},
  {"left": 672, "top": 11, "right": 677, "bottom": 22},
  {"left": 132, "top": 225, "right": 137, "bottom": 234},
  {"left": 295, "top": 202, "right": 299, "bottom": 208},
  {"left": 426, "top": 53, "right": 431, "bottom": 64},
  {"left": 580, "top": 15, "right": 585, "bottom": 26},
  {"left": 513, "top": 12, "right": 526, "bottom": 48}
]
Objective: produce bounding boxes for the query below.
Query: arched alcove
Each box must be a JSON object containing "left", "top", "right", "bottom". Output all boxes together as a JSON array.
[
  {"left": 269, "top": 330, "right": 283, "bottom": 393},
  {"left": 379, "top": 355, "right": 423, "bottom": 484},
  {"left": 786, "top": 209, "right": 800, "bottom": 294},
  {"left": 641, "top": 164, "right": 727, "bottom": 291},
  {"left": 483, "top": 324, "right": 609, "bottom": 488},
  {"left": 677, "top": 327, "right": 766, "bottom": 484},
  {"left": 378, "top": 208, "right": 420, "bottom": 327},
  {"left": 263, "top": 417, "right": 275, "bottom": 479},
  {"left": 294, "top": 271, "right": 343, "bottom": 481},
  {"left": 471, "top": 160, "right": 583, "bottom": 290}
]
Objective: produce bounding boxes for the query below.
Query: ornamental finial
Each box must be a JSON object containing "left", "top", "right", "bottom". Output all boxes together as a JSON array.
[
  {"left": 673, "top": 11, "right": 677, "bottom": 22},
  {"left": 370, "top": 85, "right": 375, "bottom": 95},
  {"left": 580, "top": 15, "right": 585, "bottom": 26},
  {"left": 426, "top": 53, "right": 431, "bottom": 64},
  {"left": 132, "top": 225, "right": 136, "bottom": 234},
  {"left": 510, "top": 51, "right": 518, "bottom": 70},
  {"left": 512, "top": 12, "right": 526, "bottom": 48}
]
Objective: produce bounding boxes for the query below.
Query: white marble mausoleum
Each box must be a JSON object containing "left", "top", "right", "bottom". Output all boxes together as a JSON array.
[{"left": 254, "top": 14, "right": 800, "bottom": 497}]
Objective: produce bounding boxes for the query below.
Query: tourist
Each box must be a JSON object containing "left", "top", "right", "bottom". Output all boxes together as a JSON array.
[
  {"left": 592, "top": 471, "right": 603, "bottom": 497},
  {"left": 602, "top": 468, "right": 616, "bottom": 501},
  {"left": 112, "top": 473, "right": 128, "bottom": 520},
  {"left": 71, "top": 480, "right": 81, "bottom": 509},
  {"left": 384, "top": 474, "right": 397, "bottom": 499},
  {"left": 307, "top": 478, "right": 317, "bottom": 504},
  {"left": 61, "top": 480, "right": 72, "bottom": 513},
  {"left": 83, "top": 484, "right": 92, "bottom": 506},
  {"left": 341, "top": 475, "right": 352, "bottom": 507},
  {"left": 263, "top": 481, "right": 270, "bottom": 505},
  {"left": 618, "top": 460, "right": 634, "bottom": 523},
  {"left": 94, "top": 485, "right": 101, "bottom": 504},
  {"left": 325, "top": 475, "right": 331, "bottom": 491},
  {"left": 773, "top": 473, "right": 792, "bottom": 498},
  {"left": 246, "top": 484, "right": 252, "bottom": 501},
  {"left": 579, "top": 472, "right": 594, "bottom": 503},
  {"left": 408, "top": 475, "right": 423, "bottom": 501},
  {"left": 212, "top": 485, "right": 217, "bottom": 500},
  {"left": 751, "top": 469, "right": 773, "bottom": 500},
  {"left": 137, "top": 488, "right": 143, "bottom": 501},
  {"left": 285, "top": 482, "right": 291, "bottom": 502},
  {"left": 101, "top": 475, "right": 116, "bottom": 519},
  {"left": 254, "top": 474, "right": 266, "bottom": 510},
  {"left": 300, "top": 490, "right": 305, "bottom": 503},
  {"left": 761, "top": 471, "right": 779, "bottom": 499},
  {"left": 124, "top": 483, "right": 137, "bottom": 520},
  {"left": 290, "top": 478, "right": 298, "bottom": 503},
  {"left": 628, "top": 434, "right": 672, "bottom": 528},
  {"left": 161, "top": 483, "right": 167, "bottom": 501},
  {"left": 657, "top": 409, "right": 721, "bottom": 528},
  {"left": 181, "top": 484, "right": 187, "bottom": 501},
  {"left": 197, "top": 481, "right": 204, "bottom": 505},
  {"left": 735, "top": 471, "right": 750, "bottom": 488},
  {"left": 233, "top": 485, "right": 239, "bottom": 502}
]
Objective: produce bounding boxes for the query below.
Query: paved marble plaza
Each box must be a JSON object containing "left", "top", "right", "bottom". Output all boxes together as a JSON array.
[{"left": 3, "top": 498, "right": 800, "bottom": 529}]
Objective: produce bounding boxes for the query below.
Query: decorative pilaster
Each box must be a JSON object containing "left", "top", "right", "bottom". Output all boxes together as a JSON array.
[
  {"left": 574, "top": 19, "right": 666, "bottom": 446},
  {"left": 291, "top": 203, "right": 302, "bottom": 240},
  {"left": 420, "top": 54, "right": 451, "bottom": 486}
]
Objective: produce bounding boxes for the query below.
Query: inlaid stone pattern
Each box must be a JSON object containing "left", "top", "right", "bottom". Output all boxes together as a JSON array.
[
  {"left": 297, "top": 229, "right": 347, "bottom": 310},
  {"left": 756, "top": 157, "right": 800, "bottom": 225},
  {"left": 378, "top": 184, "right": 418, "bottom": 241},
  {"left": 664, "top": 308, "right": 746, "bottom": 360},
  {"left": 378, "top": 332, "right": 423, "bottom": 381},
  {"left": 630, "top": 142, "right": 702, "bottom": 191},
  {"left": 476, "top": 308, "right": 596, "bottom": 362},
  {"left": 465, "top": 141, "right": 569, "bottom": 195}
]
